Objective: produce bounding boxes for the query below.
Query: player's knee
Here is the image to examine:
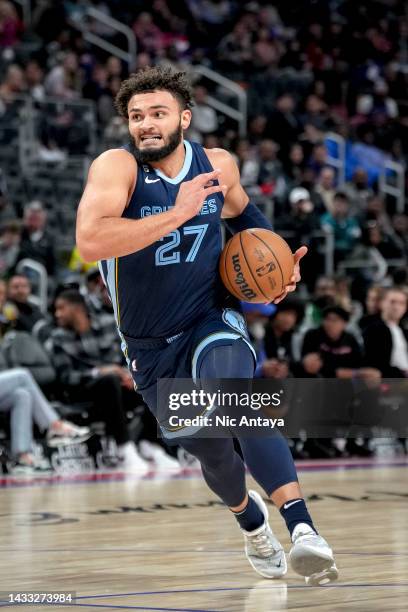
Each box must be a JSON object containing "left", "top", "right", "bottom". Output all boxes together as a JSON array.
[
  {"left": 199, "top": 339, "right": 255, "bottom": 379},
  {"left": 179, "top": 437, "right": 232, "bottom": 471}
]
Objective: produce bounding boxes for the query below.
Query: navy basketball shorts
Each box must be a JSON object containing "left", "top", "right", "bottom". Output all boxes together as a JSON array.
[{"left": 123, "top": 307, "right": 256, "bottom": 438}]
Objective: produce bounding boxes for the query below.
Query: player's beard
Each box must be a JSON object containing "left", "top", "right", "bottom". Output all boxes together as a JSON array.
[{"left": 129, "top": 121, "right": 183, "bottom": 164}]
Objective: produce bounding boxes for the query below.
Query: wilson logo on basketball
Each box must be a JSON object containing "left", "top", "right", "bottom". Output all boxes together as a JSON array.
[
  {"left": 256, "top": 261, "right": 276, "bottom": 277},
  {"left": 231, "top": 253, "right": 257, "bottom": 299}
]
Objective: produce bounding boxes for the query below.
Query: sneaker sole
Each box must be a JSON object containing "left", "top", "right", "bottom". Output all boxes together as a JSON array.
[
  {"left": 305, "top": 564, "right": 339, "bottom": 586},
  {"left": 47, "top": 433, "right": 91, "bottom": 448},
  {"left": 289, "top": 543, "right": 338, "bottom": 584}
]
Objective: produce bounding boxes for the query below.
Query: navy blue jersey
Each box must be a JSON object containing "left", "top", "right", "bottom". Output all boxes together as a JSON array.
[{"left": 99, "top": 140, "right": 224, "bottom": 341}]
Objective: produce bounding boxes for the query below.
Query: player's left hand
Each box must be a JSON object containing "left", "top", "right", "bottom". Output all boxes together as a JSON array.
[{"left": 273, "top": 245, "right": 308, "bottom": 304}]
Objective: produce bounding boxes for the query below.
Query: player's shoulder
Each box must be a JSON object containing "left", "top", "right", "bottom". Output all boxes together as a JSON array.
[
  {"left": 90, "top": 148, "right": 137, "bottom": 175},
  {"left": 204, "top": 146, "right": 236, "bottom": 169},
  {"left": 87, "top": 148, "right": 138, "bottom": 190},
  {"left": 204, "top": 147, "right": 240, "bottom": 187}
]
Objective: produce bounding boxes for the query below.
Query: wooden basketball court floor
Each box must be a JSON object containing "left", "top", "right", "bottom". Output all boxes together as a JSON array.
[{"left": 0, "top": 458, "right": 407, "bottom": 611}]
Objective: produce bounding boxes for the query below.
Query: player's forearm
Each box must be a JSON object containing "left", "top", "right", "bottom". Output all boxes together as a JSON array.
[
  {"left": 223, "top": 201, "right": 273, "bottom": 234},
  {"left": 77, "top": 208, "right": 185, "bottom": 261}
]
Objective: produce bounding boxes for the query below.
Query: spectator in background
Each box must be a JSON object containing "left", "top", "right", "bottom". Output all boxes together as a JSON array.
[
  {"left": 189, "top": 84, "right": 218, "bottom": 142},
  {"left": 299, "top": 309, "right": 378, "bottom": 458},
  {"left": 276, "top": 187, "right": 322, "bottom": 290},
  {"left": 25, "top": 60, "right": 45, "bottom": 101},
  {"left": 302, "top": 94, "right": 329, "bottom": 132},
  {"left": 268, "top": 94, "right": 303, "bottom": 159},
  {"left": 216, "top": 19, "right": 253, "bottom": 79},
  {"left": 333, "top": 275, "right": 363, "bottom": 331},
  {"left": 232, "top": 139, "right": 259, "bottom": 192},
  {"left": 82, "top": 63, "right": 108, "bottom": 105},
  {"left": 321, "top": 192, "right": 361, "bottom": 265},
  {"left": 278, "top": 188, "right": 321, "bottom": 244},
  {"left": 6, "top": 273, "right": 46, "bottom": 333},
  {"left": 0, "top": 0, "right": 22, "bottom": 48},
  {"left": 105, "top": 56, "right": 123, "bottom": 81},
  {"left": 363, "top": 288, "right": 408, "bottom": 377},
  {"left": 0, "top": 367, "right": 90, "bottom": 474},
  {"left": 301, "top": 306, "right": 363, "bottom": 378},
  {"left": 202, "top": 134, "right": 220, "bottom": 149},
  {"left": 0, "top": 63, "right": 25, "bottom": 107},
  {"left": 82, "top": 268, "right": 107, "bottom": 315},
  {"left": 252, "top": 27, "right": 282, "bottom": 71},
  {"left": 46, "top": 289, "right": 150, "bottom": 473},
  {"left": 257, "top": 139, "right": 285, "bottom": 198},
  {"left": 356, "top": 80, "right": 398, "bottom": 122},
  {"left": 315, "top": 166, "right": 336, "bottom": 214},
  {"left": 151, "top": 0, "right": 188, "bottom": 36},
  {"left": 45, "top": 51, "right": 81, "bottom": 99},
  {"left": 343, "top": 168, "right": 374, "bottom": 216},
  {"left": 344, "top": 225, "right": 388, "bottom": 300},
  {"left": 364, "top": 222, "right": 404, "bottom": 261},
  {"left": 302, "top": 275, "right": 337, "bottom": 330},
  {"left": 363, "top": 195, "right": 393, "bottom": 235},
  {"left": 308, "top": 142, "right": 329, "bottom": 176},
  {"left": 0, "top": 220, "right": 20, "bottom": 276},
  {"left": 17, "top": 201, "right": 57, "bottom": 276},
  {"left": 187, "top": 0, "right": 236, "bottom": 42},
  {"left": 282, "top": 143, "right": 305, "bottom": 188},
  {"left": 96, "top": 75, "right": 121, "bottom": 126},
  {"left": 359, "top": 285, "right": 384, "bottom": 332},
  {"left": 135, "top": 52, "right": 152, "bottom": 71},
  {"left": 103, "top": 114, "right": 129, "bottom": 148},
  {"left": 247, "top": 115, "right": 268, "bottom": 145},
  {"left": 264, "top": 299, "right": 304, "bottom": 371},
  {"left": 392, "top": 214, "right": 408, "bottom": 258},
  {"left": 133, "top": 11, "right": 164, "bottom": 55}
]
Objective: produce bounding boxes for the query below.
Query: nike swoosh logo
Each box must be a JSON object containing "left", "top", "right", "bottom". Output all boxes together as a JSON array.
[
  {"left": 145, "top": 176, "right": 160, "bottom": 184},
  {"left": 283, "top": 499, "right": 302, "bottom": 510}
]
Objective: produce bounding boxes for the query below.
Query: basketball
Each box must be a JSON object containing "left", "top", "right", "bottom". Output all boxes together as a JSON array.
[{"left": 219, "top": 229, "right": 294, "bottom": 303}]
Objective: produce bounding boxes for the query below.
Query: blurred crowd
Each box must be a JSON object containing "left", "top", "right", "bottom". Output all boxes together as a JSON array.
[{"left": 0, "top": 0, "right": 407, "bottom": 472}]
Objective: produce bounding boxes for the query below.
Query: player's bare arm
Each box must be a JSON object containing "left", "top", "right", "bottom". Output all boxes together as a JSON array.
[
  {"left": 207, "top": 147, "right": 307, "bottom": 301},
  {"left": 76, "top": 149, "right": 225, "bottom": 262}
]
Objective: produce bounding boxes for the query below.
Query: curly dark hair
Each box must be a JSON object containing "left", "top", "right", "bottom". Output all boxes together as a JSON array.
[{"left": 114, "top": 66, "right": 194, "bottom": 118}]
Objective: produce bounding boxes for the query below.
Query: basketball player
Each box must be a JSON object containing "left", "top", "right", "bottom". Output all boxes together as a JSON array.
[{"left": 76, "top": 67, "right": 338, "bottom": 585}]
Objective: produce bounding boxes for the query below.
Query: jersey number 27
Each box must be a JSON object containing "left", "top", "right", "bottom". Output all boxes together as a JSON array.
[{"left": 155, "top": 224, "right": 208, "bottom": 266}]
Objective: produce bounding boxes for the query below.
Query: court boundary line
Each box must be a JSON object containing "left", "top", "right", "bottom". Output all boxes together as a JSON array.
[
  {"left": 1, "top": 459, "right": 407, "bottom": 489},
  {"left": 0, "top": 547, "right": 407, "bottom": 557},
  {"left": 2, "top": 581, "right": 408, "bottom": 609}
]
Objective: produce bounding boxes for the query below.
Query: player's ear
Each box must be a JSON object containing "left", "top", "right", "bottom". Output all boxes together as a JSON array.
[{"left": 181, "top": 109, "right": 192, "bottom": 130}]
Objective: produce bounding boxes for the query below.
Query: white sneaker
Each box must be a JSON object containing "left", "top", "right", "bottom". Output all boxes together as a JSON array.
[
  {"left": 289, "top": 523, "right": 339, "bottom": 586},
  {"left": 46, "top": 421, "right": 91, "bottom": 448},
  {"left": 139, "top": 440, "right": 180, "bottom": 471},
  {"left": 10, "top": 457, "right": 53, "bottom": 476},
  {"left": 242, "top": 490, "right": 287, "bottom": 579},
  {"left": 118, "top": 441, "right": 150, "bottom": 475}
]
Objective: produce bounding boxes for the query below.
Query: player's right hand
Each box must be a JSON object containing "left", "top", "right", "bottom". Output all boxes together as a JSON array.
[{"left": 173, "top": 169, "right": 227, "bottom": 222}]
